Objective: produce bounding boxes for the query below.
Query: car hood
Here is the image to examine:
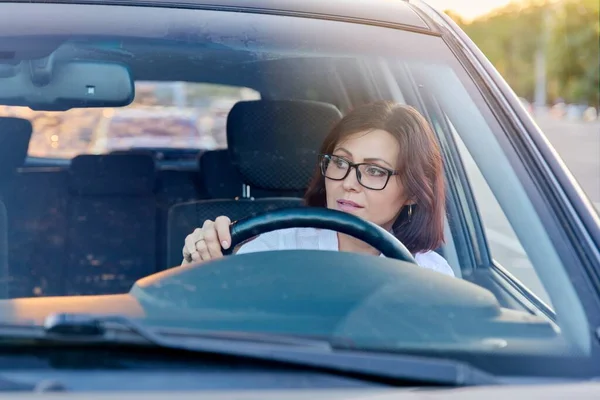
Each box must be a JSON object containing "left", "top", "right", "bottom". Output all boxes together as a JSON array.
[{"left": 0, "top": 253, "right": 555, "bottom": 344}]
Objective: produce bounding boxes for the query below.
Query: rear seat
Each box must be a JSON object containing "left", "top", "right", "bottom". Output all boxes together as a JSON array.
[
  {"left": 6, "top": 167, "right": 69, "bottom": 298},
  {"left": 65, "top": 154, "right": 157, "bottom": 295},
  {"left": 166, "top": 100, "right": 342, "bottom": 267},
  {"left": 2, "top": 100, "right": 341, "bottom": 294}
]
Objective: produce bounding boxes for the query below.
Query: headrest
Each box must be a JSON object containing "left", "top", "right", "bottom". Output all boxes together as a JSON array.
[
  {"left": 69, "top": 154, "right": 156, "bottom": 196},
  {"left": 227, "top": 100, "right": 342, "bottom": 191},
  {"left": 0, "top": 117, "right": 33, "bottom": 179}
]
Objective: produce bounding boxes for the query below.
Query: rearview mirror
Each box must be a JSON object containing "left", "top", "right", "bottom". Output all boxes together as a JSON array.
[{"left": 0, "top": 57, "right": 134, "bottom": 111}]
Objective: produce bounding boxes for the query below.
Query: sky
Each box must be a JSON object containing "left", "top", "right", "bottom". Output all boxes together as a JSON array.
[{"left": 424, "top": 0, "right": 523, "bottom": 20}]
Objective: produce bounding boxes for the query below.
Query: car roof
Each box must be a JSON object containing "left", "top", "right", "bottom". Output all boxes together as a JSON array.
[{"left": 3, "top": 0, "right": 434, "bottom": 32}]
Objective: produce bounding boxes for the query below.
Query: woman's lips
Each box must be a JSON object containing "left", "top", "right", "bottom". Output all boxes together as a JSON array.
[{"left": 336, "top": 199, "right": 364, "bottom": 212}]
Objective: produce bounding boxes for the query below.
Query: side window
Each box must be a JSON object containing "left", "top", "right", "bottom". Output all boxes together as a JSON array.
[
  {"left": 0, "top": 82, "right": 260, "bottom": 159},
  {"left": 446, "top": 120, "right": 552, "bottom": 306}
]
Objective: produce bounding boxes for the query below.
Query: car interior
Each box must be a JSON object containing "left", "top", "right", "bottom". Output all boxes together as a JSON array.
[
  {"left": 0, "top": 29, "right": 563, "bottom": 330},
  {"left": 0, "top": 95, "right": 464, "bottom": 297},
  {"left": 0, "top": 25, "right": 482, "bottom": 301},
  {"left": 4, "top": 120, "right": 458, "bottom": 298}
]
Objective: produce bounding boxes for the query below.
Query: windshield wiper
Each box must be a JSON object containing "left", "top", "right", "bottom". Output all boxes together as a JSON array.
[
  {"left": 3, "top": 313, "right": 497, "bottom": 386},
  {"left": 42, "top": 312, "right": 332, "bottom": 349}
]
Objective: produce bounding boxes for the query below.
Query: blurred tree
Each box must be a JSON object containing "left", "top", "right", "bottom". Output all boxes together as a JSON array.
[
  {"left": 547, "top": 0, "right": 599, "bottom": 106},
  {"left": 451, "top": 0, "right": 552, "bottom": 102},
  {"left": 447, "top": 0, "right": 599, "bottom": 107}
]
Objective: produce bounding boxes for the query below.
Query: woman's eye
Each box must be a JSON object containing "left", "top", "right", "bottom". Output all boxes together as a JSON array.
[
  {"left": 333, "top": 158, "right": 347, "bottom": 168},
  {"left": 365, "top": 166, "right": 386, "bottom": 177}
]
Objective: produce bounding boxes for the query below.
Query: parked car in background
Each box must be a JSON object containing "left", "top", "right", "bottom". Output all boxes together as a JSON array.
[{"left": 90, "top": 108, "right": 218, "bottom": 155}]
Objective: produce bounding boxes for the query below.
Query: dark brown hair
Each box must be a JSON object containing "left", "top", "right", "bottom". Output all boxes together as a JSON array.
[{"left": 304, "top": 101, "right": 446, "bottom": 254}]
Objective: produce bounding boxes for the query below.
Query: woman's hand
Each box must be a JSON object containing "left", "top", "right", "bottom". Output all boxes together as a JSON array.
[{"left": 182, "top": 216, "right": 232, "bottom": 264}]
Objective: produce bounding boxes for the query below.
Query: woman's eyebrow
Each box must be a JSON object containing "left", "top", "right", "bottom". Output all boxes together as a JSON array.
[
  {"left": 333, "top": 147, "right": 352, "bottom": 156},
  {"left": 364, "top": 157, "right": 394, "bottom": 168},
  {"left": 335, "top": 147, "right": 394, "bottom": 168}
]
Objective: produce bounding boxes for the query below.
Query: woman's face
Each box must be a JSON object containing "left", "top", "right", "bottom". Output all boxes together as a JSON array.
[{"left": 324, "top": 129, "right": 411, "bottom": 231}]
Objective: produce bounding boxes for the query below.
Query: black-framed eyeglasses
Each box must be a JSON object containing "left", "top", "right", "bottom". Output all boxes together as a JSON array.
[{"left": 319, "top": 154, "right": 399, "bottom": 191}]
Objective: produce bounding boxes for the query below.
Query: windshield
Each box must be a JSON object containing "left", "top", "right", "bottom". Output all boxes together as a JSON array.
[{"left": 0, "top": 1, "right": 596, "bottom": 378}]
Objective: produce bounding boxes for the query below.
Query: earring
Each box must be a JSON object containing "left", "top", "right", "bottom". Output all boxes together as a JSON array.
[{"left": 408, "top": 204, "right": 413, "bottom": 220}]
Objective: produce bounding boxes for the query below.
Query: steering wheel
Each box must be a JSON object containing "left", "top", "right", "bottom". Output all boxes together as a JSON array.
[{"left": 223, "top": 207, "right": 416, "bottom": 263}]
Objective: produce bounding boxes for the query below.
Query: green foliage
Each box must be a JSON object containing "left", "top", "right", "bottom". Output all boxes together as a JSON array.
[
  {"left": 448, "top": 0, "right": 599, "bottom": 107},
  {"left": 547, "top": 0, "right": 599, "bottom": 105}
]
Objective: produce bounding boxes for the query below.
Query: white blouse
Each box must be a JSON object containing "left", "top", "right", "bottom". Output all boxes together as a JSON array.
[{"left": 236, "top": 227, "right": 455, "bottom": 277}]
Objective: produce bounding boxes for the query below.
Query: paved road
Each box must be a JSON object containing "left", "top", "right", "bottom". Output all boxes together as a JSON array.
[
  {"left": 536, "top": 115, "right": 600, "bottom": 209},
  {"left": 477, "top": 115, "right": 599, "bottom": 306}
]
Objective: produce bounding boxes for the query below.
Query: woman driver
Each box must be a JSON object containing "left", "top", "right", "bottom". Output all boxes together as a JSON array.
[{"left": 182, "top": 101, "right": 454, "bottom": 277}]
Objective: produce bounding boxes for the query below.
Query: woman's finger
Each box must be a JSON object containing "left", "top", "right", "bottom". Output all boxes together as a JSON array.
[
  {"left": 195, "top": 234, "right": 211, "bottom": 261},
  {"left": 202, "top": 220, "right": 223, "bottom": 258},
  {"left": 184, "top": 228, "right": 203, "bottom": 261},
  {"left": 214, "top": 216, "right": 232, "bottom": 249}
]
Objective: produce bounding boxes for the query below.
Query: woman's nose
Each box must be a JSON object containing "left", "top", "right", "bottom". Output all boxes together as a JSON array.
[{"left": 342, "top": 167, "right": 361, "bottom": 191}]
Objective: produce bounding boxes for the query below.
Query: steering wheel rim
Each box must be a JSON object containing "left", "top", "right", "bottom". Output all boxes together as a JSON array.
[{"left": 224, "top": 207, "right": 416, "bottom": 263}]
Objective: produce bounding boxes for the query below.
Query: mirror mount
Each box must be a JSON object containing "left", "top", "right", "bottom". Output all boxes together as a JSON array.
[{"left": 29, "top": 54, "right": 55, "bottom": 87}]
